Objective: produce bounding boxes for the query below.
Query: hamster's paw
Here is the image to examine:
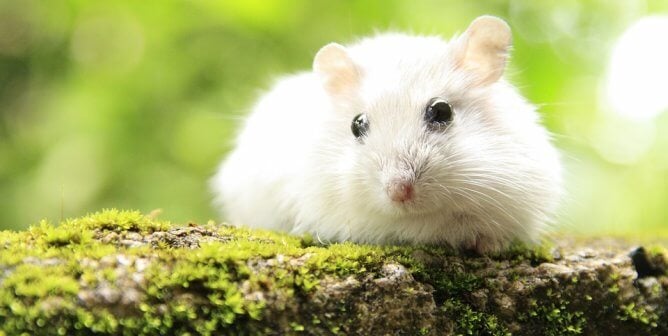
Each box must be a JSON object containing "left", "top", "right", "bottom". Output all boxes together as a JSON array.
[{"left": 461, "top": 234, "right": 506, "bottom": 255}]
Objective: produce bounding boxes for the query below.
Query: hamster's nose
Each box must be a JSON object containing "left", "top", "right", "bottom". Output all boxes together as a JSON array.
[{"left": 387, "top": 179, "right": 414, "bottom": 203}]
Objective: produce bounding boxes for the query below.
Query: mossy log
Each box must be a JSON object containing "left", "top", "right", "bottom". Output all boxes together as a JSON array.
[{"left": 0, "top": 210, "right": 667, "bottom": 335}]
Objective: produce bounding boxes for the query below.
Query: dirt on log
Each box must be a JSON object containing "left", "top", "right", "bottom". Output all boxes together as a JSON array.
[{"left": 0, "top": 210, "right": 667, "bottom": 335}]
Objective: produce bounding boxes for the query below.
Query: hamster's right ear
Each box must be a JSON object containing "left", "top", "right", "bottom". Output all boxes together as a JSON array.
[
  {"left": 313, "top": 43, "right": 360, "bottom": 96},
  {"left": 454, "top": 16, "right": 512, "bottom": 86}
]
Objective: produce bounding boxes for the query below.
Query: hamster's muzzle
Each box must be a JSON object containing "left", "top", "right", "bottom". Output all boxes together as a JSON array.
[{"left": 386, "top": 178, "right": 415, "bottom": 203}]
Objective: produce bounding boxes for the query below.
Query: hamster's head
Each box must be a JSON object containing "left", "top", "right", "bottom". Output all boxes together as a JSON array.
[{"left": 312, "top": 16, "right": 560, "bottom": 238}]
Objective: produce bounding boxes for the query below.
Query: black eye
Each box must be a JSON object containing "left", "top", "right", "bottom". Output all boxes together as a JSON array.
[
  {"left": 351, "top": 113, "right": 369, "bottom": 139},
  {"left": 425, "top": 99, "right": 454, "bottom": 125}
]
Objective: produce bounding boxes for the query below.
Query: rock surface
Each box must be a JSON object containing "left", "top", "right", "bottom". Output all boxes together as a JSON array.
[{"left": 0, "top": 210, "right": 666, "bottom": 335}]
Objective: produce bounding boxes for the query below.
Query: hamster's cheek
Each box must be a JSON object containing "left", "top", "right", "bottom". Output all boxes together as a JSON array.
[{"left": 337, "top": 149, "right": 388, "bottom": 213}]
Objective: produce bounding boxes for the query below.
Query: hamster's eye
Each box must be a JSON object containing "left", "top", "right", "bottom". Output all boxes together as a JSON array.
[
  {"left": 351, "top": 113, "right": 369, "bottom": 139},
  {"left": 425, "top": 99, "right": 454, "bottom": 126}
]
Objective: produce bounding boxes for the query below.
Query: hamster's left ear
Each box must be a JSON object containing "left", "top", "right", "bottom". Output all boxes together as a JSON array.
[
  {"left": 455, "top": 16, "right": 512, "bottom": 86},
  {"left": 313, "top": 43, "right": 360, "bottom": 96}
]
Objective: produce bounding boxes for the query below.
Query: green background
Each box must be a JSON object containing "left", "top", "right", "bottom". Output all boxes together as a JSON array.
[{"left": 1, "top": 0, "right": 667, "bottom": 235}]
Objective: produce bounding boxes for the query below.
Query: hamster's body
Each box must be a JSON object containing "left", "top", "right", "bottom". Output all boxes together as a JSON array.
[{"left": 212, "top": 17, "right": 562, "bottom": 253}]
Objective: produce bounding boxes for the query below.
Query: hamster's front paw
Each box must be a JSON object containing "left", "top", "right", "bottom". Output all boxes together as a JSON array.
[{"left": 461, "top": 234, "right": 505, "bottom": 255}]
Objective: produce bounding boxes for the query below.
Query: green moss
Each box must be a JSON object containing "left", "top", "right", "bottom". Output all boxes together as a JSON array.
[
  {"left": 1, "top": 210, "right": 409, "bottom": 335},
  {"left": 520, "top": 301, "right": 586, "bottom": 336},
  {"left": 71, "top": 209, "right": 171, "bottom": 233},
  {"left": 491, "top": 239, "right": 555, "bottom": 265},
  {"left": 3, "top": 264, "right": 80, "bottom": 298},
  {"left": 645, "top": 245, "right": 668, "bottom": 276},
  {"left": 0, "top": 209, "right": 660, "bottom": 335},
  {"left": 442, "top": 299, "right": 511, "bottom": 336},
  {"left": 619, "top": 303, "right": 659, "bottom": 327}
]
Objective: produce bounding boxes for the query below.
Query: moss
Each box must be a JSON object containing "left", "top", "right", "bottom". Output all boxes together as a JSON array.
[
  {"left": 1, "top": 210, "right": 666, "bottom": 335},
  {"left": 520, "top": 300, "right": 586, "bottom": 336},
  {"left": 491, "top": 239, "right": 554, "bottom": 265},
  {"left": 645, "top": 245, "right": 668, "bottom": 275},
  {"left": 1, "top": 210, "right": 408, "bottom": 335},
  {"left": 619, "top": 302, "right": 659, "bottom": 327},
  {"left": 442, "top": 299, "right": 511, "bottom": 336}
]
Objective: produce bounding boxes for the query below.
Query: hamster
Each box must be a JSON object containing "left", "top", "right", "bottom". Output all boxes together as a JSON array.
[{"left": 211, "top": 16, "right": 562, "bottom": 254}]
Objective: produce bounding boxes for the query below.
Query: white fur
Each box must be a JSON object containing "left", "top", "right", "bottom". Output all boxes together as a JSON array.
[{"left": 211, "top": 30, "right": 562, "bottom": 252}]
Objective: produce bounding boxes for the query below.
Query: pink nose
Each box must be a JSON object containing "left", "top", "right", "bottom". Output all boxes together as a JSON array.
[{"left": 388, "top": 180, "right": 414, "bottom": 203}]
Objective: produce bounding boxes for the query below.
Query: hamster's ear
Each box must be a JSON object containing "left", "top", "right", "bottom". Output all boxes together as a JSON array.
[
  {"left": 454, "top": 16, "right": 512, "bottom": 86},
  {"left": 313, "top": 43, "right": 360, "bottom": 96}
]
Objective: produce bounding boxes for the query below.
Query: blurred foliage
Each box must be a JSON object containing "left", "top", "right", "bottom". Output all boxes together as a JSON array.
[{"left": 0, "top": 0, "right": 667, "bottom": 234}]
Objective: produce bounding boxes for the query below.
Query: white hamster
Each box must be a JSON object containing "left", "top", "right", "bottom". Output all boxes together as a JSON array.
[{"left": 211, "top": 16, "right": 562, "bottom": 254}]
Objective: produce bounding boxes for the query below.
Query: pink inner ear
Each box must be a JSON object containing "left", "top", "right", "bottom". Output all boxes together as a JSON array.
[
  {"left": 313, "top": 43, "right": 361, "bottom": 95},
  {"left": 455, "top": 16, "right": 512, "bottom": 86},
  {"left": 324, "top": 67, "right": 360, "bottom": 95}
]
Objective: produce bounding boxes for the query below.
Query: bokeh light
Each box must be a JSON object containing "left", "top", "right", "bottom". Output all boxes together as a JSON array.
[{"left": 604, "top": 16, "right": 668, "bottom": 121}]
